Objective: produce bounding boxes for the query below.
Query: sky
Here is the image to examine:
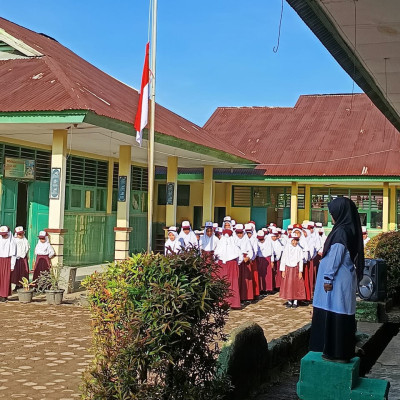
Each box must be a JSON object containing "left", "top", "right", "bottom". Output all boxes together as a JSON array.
[{"left": 2, "top": 1, "right": 361, "bottom": 126}]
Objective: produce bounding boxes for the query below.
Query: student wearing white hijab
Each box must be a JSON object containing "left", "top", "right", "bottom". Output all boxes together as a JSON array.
[
  {"left": 256, "top": 230, "right": 273, "bottom": 294},
  {"left": 33, "top": 231, "right": 55, "bottom": 282},
  {"left": 246, "top": 223, "right": 260, "bottom": 298},
  {"left": 164, "top": 226, "right": 183, "bottom": 255},
  {"left": 200, "top": 222, "right": 219, "bottom": 260},
  {"left": 214, "top": 228, "right": 241, "bottom": 309},
  {"left": 0, "top": 226, "right": 17, "bottom": 301},
  {"left": 178, "top": 221, "right": 198, "bottom": 249},
  {"left": 235, "top": 224, "right": 254, "bottom": 302},
  {"left": 11, "top": 226, "right": 30, "bottom": 290}
]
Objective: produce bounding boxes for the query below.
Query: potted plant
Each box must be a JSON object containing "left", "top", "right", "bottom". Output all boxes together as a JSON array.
[
  {"left": 17, "top": 277, "right": 36, "bottom": 303},
  {"left": 36, "top": 265, "right": 65, "bottom": 305}
]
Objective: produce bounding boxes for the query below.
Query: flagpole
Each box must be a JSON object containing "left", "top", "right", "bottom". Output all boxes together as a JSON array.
[{"left": 147, "top": 0, "right": 158, "bottom": 252}]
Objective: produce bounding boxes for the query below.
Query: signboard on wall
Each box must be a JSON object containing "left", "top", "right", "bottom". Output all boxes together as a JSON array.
[
  {"left": 118, "top": 176, "right": 127, "bottom": 202},
  {"left": 166, "top": 182, "right": 174, "bottom": 205},
  {"left": 50, "top": 168, "right": 61, "bottom": 199},
  {"left": 4, "top": 157, "right": 35, "bottom": 180}
]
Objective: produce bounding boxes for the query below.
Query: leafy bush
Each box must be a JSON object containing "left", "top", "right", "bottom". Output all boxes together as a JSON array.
[
  {"left": 365, "top": 231, "right": 400, "bottom": 298},
  {"left": 81, "top": 249, "right": 231, "bottom": 400}
]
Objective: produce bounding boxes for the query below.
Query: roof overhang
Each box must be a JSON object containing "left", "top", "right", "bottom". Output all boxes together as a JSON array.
[
  {"left": 286, "top": 0, "right": 400, "bottom": 132},
  {"left": 0, "top": 110, "right": 253, "bottom": 168}
]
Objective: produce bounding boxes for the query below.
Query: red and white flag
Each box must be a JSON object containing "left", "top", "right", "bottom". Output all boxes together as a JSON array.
[{"left": 134, "top": 42, "right": 150, "bottom": 146}]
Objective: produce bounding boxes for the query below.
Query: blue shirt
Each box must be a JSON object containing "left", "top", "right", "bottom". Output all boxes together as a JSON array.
[{"left": 313, "top": 243, "right": 357, "bottom": 315}]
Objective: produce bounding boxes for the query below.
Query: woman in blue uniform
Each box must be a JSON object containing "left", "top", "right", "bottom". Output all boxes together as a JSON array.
[{"left": 309, "top": 197, "right": 364, "bottom": 363}]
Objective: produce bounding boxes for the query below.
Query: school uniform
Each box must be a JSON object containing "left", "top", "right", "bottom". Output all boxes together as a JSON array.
[
  {"left": 33, "top": 234, "right": 55, "bottom": 282},
  {"left": 0, "top": 229, "right": 17, "bottom": 299},
  {"left": 279, "top": 240, "right": 306, "bottom": 304},
  {"left": 271, "top": 236, "right": 285, "bottom": 289},
  {"left": 200, "top": 229, "right": 219, "bottom": 262},
  {"left": 246, "top": 226, "right": 260, "bottom": 297},
  {"left": 256, "top": 236, "right": 273, "bottom": 293},
  {"left": 178, "top": 224, "right": 198, "bottom": 250},
  {"left": 215, "top": 231, "right": 241, "bottom": 309},
  {"left": 164, "top": 229, "right": 183, "bottom": 255},
  {"left": 11, "top": 233, "right": 30, "bottom": 287},
  {"left": 235, "top": 228, "right": 254, "bottom": 301}
]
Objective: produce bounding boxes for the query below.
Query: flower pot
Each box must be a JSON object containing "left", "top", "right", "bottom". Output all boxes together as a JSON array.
[
  {"left": 80, "top": 293, "right": 89, "bottom": 307},
  {"left": 45, "top": 289, "right": 65, "bottom": 305},
  {"left": 17, "top": 288, "right": 34, "bottom": 303}
]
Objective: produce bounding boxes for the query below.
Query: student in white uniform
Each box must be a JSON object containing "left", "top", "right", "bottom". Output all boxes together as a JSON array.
[
  {"left": 235, "top": 224, "right": 254, "bottom": 301},
  {"left": 11, "top": 226, "right": 30, "bottom": 290},
  {"left": 256, "top": 229, "right": 274, "bottom": 294},
  {"left": 178, "top": 220, "right": 198, "bottom": 249},
  {"left": 0, "top": 226, "right": 16, "bottom": 301},
  {"left": 164, "top": 226, "right": 183, "bottom": 255},
  {"left": 33, "top": 231, "right": 55, "bottom": 282},
  {"left": 362, "top": 226, "right": 370, "bottom": 247},
  {"left": 200, "top": 221, "right": 219, "bottom": 261}
]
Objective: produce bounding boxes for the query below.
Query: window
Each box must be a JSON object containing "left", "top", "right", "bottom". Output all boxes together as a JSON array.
[
  {"left": 85, "top": 190, "right": 94, "bottom": 209},
  {"left": 298, "top": 187, "right": 305, "bottom": 209},
  {"left": 252, "top": 187, "right": 269, "bottom": 207},
  {"left": 232, "top": 186, "right": 251, "bottom": 207},
  {"left": 157, "top": 184, "right": 190, "bottom": 206},
  {"left": 70, "top": 188, "right": 82, "bottom": 208},
  {"left": 310, "top": 187, "right": 383, "bottom": 228},
  {"left": 96, "top": 189, "right": 107, "bottom": 212}
]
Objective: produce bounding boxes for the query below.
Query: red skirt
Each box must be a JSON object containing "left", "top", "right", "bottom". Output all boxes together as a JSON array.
[
  {"left": 0, "top": 257, "right": 12, "bottom": 297},
  {"left": 274, "top": 259, "right": 282, "bottom": 289},
  {"left": 303, "top": 261, "right": 312, "bottom": 301},
  {"left": 251, "top": 259, "right": 260, "bottom": 297},
  {"left": 266, "top": 256, "right": 274, "bottom": 292},
  {"left": 239, "top": 260, "right": 254, "bottom": 301},
  {"left": 279, "top": 264, "right": 306, "bottom": 301},
  {"left": 257, "top": 256, "right": 268, "bottom": 292},
  {"left": 33, "top": 255, "right": 51, "bottom": 282},
  {"left": 220, "top": 259, "right": 241, "bottom": 309},
  {"left": 11, "top": 257, "right": 29, "bottom": 285}
]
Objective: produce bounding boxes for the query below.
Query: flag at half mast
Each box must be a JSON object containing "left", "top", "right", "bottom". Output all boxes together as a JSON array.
[{"left": 134, "top": 42, "right": 150, "bottom": 146}]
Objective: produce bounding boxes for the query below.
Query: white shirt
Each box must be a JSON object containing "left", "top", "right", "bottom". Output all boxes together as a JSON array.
[
  {"left": 280, "top": 243, "right": 304, "bottom": 272},
  {"left": 15, "top": 236, "right": 30, "bottom": 259},
  {"left": 257, "top": 239, "right": 273, "bottom": 258},
  {"left": 200, "top": 234, "right": 219, "bottom": 252},
  {"left": 234, "top": 235, "right": 254, "bottom": 263},
  {"left": 215, "top": 235, "right": 239, "bottom": 263}
]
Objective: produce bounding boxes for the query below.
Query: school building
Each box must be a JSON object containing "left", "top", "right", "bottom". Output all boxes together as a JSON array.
[{"left": 1, "top": 17, "right": 399, "bottom": 268}]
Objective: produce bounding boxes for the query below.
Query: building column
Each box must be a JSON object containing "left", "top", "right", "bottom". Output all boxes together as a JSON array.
[
  {"left": 107, "top": 158, "right": 114, "bottom": 214},
  {"left": 382, "top": 182, "right": 389, "bottom": 232},
  {"left": 202, "top": 165, "right": 214, "bottom": 225},
  {"left": 165, "top": 156, "right": 178, "bottom": 227},
  {"left": 304, "top": 185, "right": 311, "bottom": 223},
  {"left": 114, "top": 146, "right": 132, "bottom": 261},
  {"left": 389, "top": 186, "right": 397, "bottom": 231},
  {"left": 290, "top": 181, "right": 298, "bottom": 224},
  {"left": 46, "top": 129, "right": 68, "bottom": 267}
]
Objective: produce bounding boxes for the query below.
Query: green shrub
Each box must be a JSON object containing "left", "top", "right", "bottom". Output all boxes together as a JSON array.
[
  {"left": 374, "top": 231, "right": 400, "bottom": 298},
  {"left": 364, "top": 233, "right": 383, "bottom": 259},
  {"left": 81, "top": 250, "right": 231, "bottom": 400}
]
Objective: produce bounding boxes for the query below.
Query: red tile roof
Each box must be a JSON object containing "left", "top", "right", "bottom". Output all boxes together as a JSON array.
[
  {"left": 204, "top": 94, "right": 400, "bottom": 176},
  {"left": 0, "top": 18, "right": 245, "bottom": 160}
]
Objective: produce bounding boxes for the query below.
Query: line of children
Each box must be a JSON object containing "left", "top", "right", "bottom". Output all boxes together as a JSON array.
[
  {"left": 0, "top": 226, "right": 55, "bottom": 302},
  {"left": 164, "top": 217, "right": 329, "bottom": 310}
]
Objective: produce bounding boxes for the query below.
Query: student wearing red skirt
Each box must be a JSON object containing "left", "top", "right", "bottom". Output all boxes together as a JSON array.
[
  {"left": 33, "top": 231, "right": 55, "bottom": 282},
  {"left": 256, "top": 229, "right": 273, "bottom": 294},
  {"left": 0, "top": 226, "right": 17, "bottom": 302},
  {"left": 11, "top": 226, "right": 30, "bottom": 290},
  {"left": 279, "top": 234, "right": 306, "bottom": 308},
  {"left": 214, "top": 228, "right": 241, "bottom": 309}
]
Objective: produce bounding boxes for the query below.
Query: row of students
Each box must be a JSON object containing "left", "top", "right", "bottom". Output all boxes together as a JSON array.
[
  {"left": 0, "top": 226, "right": 55, "bottom": 302},
  {"left": 164, "top": 217, "right": 328, "bottom": 310}
]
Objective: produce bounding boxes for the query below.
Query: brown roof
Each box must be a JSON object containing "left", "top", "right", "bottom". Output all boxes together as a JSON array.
[
  {"left": 204, "top": 94, "right": 400, "bottom": 176},
  {"left": 0, "top": 18, "right": 245, "bottom": 160}
]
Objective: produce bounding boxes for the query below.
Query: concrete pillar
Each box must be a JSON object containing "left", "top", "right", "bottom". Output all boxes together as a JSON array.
[
  {"left": 382, "top": 182, "right": 389, "bottom": 232},
  {"left": 114, "top": 145, "right": 132, "bottom": 261},
  {"left": 202, "top": 165, "right": 214, "bottom": 225},
  {"left": 46, "top": 129, "right": 68, "bottom": 267},
  {"left": 107, "top": 158, "right": 114, "bottom": 214},
  {"left": 290, "top": 181, "right": 298, "bottom": 224},
  {"left": 389, "top": 186, "right": 397, "bottom": 231},
  {"left": 165, "top": 156, "right": 178, "bottom": 227}
]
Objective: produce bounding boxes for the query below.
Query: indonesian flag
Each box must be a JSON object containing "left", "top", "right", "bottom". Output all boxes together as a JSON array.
[{"left": 134, "top": 42, "right": 150, "bottom": 146}]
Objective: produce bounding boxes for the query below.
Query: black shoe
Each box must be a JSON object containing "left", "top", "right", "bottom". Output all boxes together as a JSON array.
[
  {"left": 0, "top": 297, "right": 6, "bottom": 302},
  {"left": 286, "top": 303, "right": 292, "bottom": 308},
  {"left": 292, "top": 303, "right": 298, "bottom": 308}
]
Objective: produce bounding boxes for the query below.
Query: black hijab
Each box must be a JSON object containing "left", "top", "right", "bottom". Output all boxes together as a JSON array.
[{"left": 322, "top": 197, "right": 364, "bottom": 282}]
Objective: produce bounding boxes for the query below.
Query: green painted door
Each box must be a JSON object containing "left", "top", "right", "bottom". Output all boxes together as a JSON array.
[
  {"left": 251, "top": 207, "right": 267, "bottom": 230},
  {"left": 1, "top": 179, "right": 18, "bottom": 229},
  {"left": 28, "top": 181, "right": 49, "bottom": 266},
  {"left": 282, "top": 207, "right": 291, "bottom": 230}
]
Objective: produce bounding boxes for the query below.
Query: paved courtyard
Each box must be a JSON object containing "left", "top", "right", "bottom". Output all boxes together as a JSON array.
[{"left": 0, "top": 293, "right": 311, "bottom": 399}]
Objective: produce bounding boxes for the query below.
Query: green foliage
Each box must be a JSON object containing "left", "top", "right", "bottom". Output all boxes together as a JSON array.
[
  {"left": 364, "top": 233, "right": 383, "bottom": 259},
  {"left": 36, "top": 264, "right": 65, "bottom": 291},
  {"left": 81, "top": 249, "right": 231, "bottom": 400},
  {"left": 374, "top": 231, "right": 400, "bottom": 297}
]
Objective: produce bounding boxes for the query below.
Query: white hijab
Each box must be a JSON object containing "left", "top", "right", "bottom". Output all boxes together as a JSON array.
[
  {"left": 0, "top": 232, "right": 17, "bottom": 258},
  {"left": 165, "top": 231, "right": 182, "bottom": 255},
  {"left": 14, "top": 235, "right": 30, "bottom": 258},
  {"left": 200, "top": 228, "right": 219, "bottom": 251},
  {"left": 35, "top": 236, "right": 55, "bottom": 257}
]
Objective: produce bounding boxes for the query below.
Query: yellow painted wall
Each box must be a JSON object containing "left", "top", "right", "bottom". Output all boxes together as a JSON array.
[
  {"left": 214, "top": 182, "right": 227, "bottom": 207},
  {"left": 230, "top": 207, "right": 251, "bottom": 223}
]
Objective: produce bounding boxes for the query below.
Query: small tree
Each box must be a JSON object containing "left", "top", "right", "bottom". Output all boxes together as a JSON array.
[{"left": 81, "top": 249, "right": 231, "bottom": 399}]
